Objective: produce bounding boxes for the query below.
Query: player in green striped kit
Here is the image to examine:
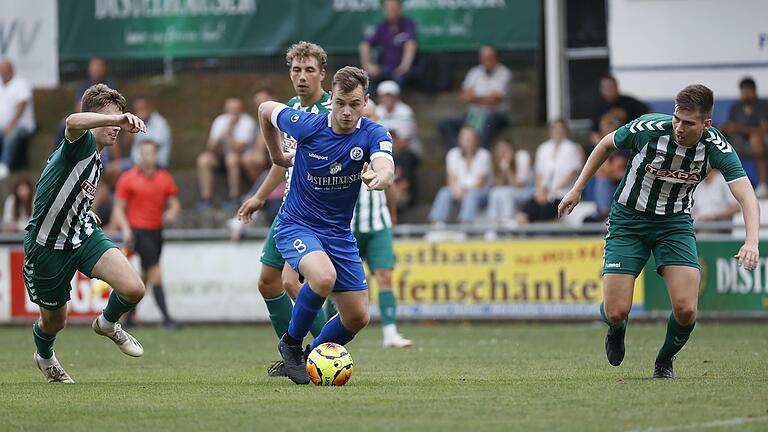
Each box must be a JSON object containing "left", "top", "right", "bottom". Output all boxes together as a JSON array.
[
  {"left": 238, "top": 41, "right": 331, "bottom": 376},
  {"left": 25, "top": 84, "right": 147, "bottom": 383},
  {"left": 559, "top": 84, "right": 760, "bottom": 379}
]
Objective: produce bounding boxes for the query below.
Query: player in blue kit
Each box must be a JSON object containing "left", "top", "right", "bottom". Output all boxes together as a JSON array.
[{"left": 257, "top": 66, "right": 395, "bottom": 384}]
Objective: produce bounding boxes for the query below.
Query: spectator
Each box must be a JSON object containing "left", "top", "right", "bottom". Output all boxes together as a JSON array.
[
  {"left": 516, "top": 120, "right": 582, "bottom": 224},
  {"left": 359, "top": 0, "right": 418, "bottom": 91},
  {"left": 2, "top": 177, "right": 33, "bottom": 232},
  {"left": 486, "top": 138, "right": 533, "bottom": 223},
  {"left": 692, "top": 169, "right": 740, "bottom": 224},
  {"left": 0, "top": 59, "right": 35, "bottom": 178},
  {"left": 390, "top": 129, "right": 420, "bottom": 212},
  {"left": 113, "top": 141, "right": 181, "bottom": 328},
  {"left": 196, "top": 97, "right": 257, "bottom": 209},
  {"left": 429, "top": 126, "right": 492, "bottom": 225},
  {"left": 590, "top": 75, "right": 650, "bottom": 146},
  {"left": 721, "top": 77, "right": 768, "bottom": 196},
  {"left": 375, "top": 80, "right": 422, "bottom": 155},
  {"left": 437, "top": 45, "right": 512, "bottom": 149},
  {"left": 585, "top": 112, "right": 629, "bottom": 221}
]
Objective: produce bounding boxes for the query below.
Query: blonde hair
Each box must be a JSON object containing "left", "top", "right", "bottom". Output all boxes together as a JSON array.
[{"left": 286, "top": 41, "right": 328, "bottom": 70}]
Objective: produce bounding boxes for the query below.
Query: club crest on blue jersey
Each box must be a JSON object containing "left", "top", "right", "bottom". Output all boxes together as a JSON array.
[{"left": 330, "top": 162, "right": 342, "bottom": 175}]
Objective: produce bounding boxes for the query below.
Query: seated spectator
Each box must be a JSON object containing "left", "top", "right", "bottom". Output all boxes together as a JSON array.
[
  {"left": 721, "top": 77, "right": 768, "bottom": 196},
  {"left": 429, "top": 126, "right": 492, "bottom": 225},
  {"left": 359, "top": 0, "right": 418, "bottom": 91},
  {"left": 517, "top": 120, "right": 582, "bottom": 224},
  {"left": 375, "top": 80, "right": 422, "bottom": 155},
  {"left": 196, "top": 97, "right": 257, "bottom": 209},
  {"left": 586, "top": 111, "right": 629, "bottom": 221},
  {"left": 2, "top": 177, "right": 33, "bottom": 232},
  {"left": 487, "top": 138, "right": 533, "bottom": 223},
  {"left": 691, "top": 169, "right": 740, "bottom": 224},
  {"left": 437, "top": 45, "right": 512, "bottom": 149},
  {"left": 590, "top": 75, "right": 649, "bottom": 146},
  {"left": 0, "top": 59, "right": 35, "bottom": 178},
  {"left": 391, "top": 129, "right": 420, "bottom": 212}
]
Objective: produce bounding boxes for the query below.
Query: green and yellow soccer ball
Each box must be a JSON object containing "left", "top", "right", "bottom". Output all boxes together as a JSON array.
[{"left": 306, "top": 342, "right": 353, "bottom": 386}]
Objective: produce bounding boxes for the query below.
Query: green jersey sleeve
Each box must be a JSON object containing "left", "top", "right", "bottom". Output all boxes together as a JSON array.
[
  {"left": 705, "top": 127, "right": 746, "bottom": 182},
  {"left": 612, "top": 113, "right": 672, "bottom": 151},
  {"left": 62, "top": 130, "right": 97, "bottom": 161}
]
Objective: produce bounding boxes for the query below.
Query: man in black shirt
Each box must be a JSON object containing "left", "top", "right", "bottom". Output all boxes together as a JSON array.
[{"left": 590, "top": 75, "right": 650, "bottom": 146}]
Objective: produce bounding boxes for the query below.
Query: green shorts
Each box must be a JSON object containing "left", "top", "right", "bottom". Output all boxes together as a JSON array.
[
  {"left": 603, "top": 203, "right": 699, "bottom": 277},
  {"left": 355, "top": 228, "right": 394, "bottom": 272},
  {"left": 23, "top": 229, "right": 116, "bottom": 310},
  {"left": 260, "top": 215, "right": 286, "bottom": 270}
]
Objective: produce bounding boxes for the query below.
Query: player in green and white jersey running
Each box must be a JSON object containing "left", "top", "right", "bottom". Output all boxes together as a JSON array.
[
  {"left": 238, "top": 41, "right": 332, "bottom": 376},
  {"left": 559, "top": 84, "right": 760, "bottom": 379},
  {"left": 25, "top": 84, "right": 148, "bottom": 383}
]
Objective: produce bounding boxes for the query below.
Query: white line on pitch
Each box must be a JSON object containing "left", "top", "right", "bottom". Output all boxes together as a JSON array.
[{"left": 628, "top": 416, "right": 768, "bottom": 432}]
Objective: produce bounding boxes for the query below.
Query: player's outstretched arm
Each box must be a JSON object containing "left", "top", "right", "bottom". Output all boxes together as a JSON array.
[
  {"left": 237, "top": 164, "right": 287, "bottom": 222},
  {"left": 258, "top": 101, "right": 294, "bottom": 168},
  {"left": 729, "top": 178, "right": 760, "bottom": 270},
  {"left": 65, "top": 112, "right": 146, "bottom": 141},
  {"left": 361, "top": 158, "right": 395, "bottom": 191},
  {"left": 558, "top": 131, "right": 617, "bottom": 217}
]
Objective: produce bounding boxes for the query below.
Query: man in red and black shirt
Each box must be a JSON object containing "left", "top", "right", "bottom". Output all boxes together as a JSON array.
[{"left": 114, "top": 140, "right": 181, "bottom": 327}]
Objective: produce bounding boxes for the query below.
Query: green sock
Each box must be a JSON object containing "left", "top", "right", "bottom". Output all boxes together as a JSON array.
[
  {"left": 102, "top": 291, "right": 137, "bottom": 323},
  {"left": 264, "top": 292, "right": 293, "bottom": 338},
  {"left": 657, "top": 313, "right": 696, "bottom": 361},
  {"left": 379, "top": 290, "right": 397, "bottom": 326},
  {"left": 33, "top": 320, "right": 55, "bottom": 359},
  {"left": 324, "top": 296, "right": 337, "bottom": 319},
  {"left": 599, "top": 302, "right": 627, "bottom": 330},
  {"left": 310, "top": 307, "right": 329, "bottom": 338}
]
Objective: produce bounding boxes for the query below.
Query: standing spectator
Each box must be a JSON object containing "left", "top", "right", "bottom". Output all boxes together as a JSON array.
[
  {"left": 692, "top": 170, "right": 740, "bottom": 224},
  {"left": 0, "top": 59, "right": 35, "bottom": 178},
  {"left": 113, "top": 141, "right": 181, "bottom": 328},
  {"left": 374, "top": 80, "right": 422, "bottom": 155},
  {"left": 2, "top": 177, "right": 33, "bottom": 232},
  {"left": 721, "top": 77, "right": 768, "bottom": 196},
  {"left": 437, "top": 46, "right": 512, "bottom": 149},
  {"left": 487, "top": 138, "right": 533, "bottom": 223},
  {"left": 429, "top": 126, "right": 492, "bottom": 225},
  {"left": 359, "top": 0, "right": 418, "bottom": 90},
  {"left": 517, "top": 120, "right": 582, "bottom": 224},
  {"left": 390, "top": 129, "right": 420, "bottom": 212},
  {"left": 590, "top": 75, "right": 650, "bottom": 146},
  {"left": 196, "top": 97, "right": 257, "bottom": 209}
]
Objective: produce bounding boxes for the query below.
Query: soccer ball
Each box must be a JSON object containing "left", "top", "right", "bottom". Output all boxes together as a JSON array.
[{"left": 306, "top": 342, "right": 354, "bottom": 386}]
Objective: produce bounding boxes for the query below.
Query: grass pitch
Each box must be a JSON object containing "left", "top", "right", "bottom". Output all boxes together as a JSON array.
[{"left": 1, "top": 323, "right": 767, "bottom": 432}]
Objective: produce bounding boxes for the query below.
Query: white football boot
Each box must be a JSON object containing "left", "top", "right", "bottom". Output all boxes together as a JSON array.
[
  {"left": 34, "top": 352, "right": 74, "bottom": 383},
  {"left": 382, "top": 324, "right": 413, "bottom": 348},
  {"left": 93, "top": 316, "right": 144, "bottom": 357}
]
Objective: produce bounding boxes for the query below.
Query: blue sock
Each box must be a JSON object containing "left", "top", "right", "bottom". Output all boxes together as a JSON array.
[
  {"left": 310, "top": 314, "right": 357, "bottom": 350},
  {"left": 287, "top": 283, "right": 326, "bottom": 343}
]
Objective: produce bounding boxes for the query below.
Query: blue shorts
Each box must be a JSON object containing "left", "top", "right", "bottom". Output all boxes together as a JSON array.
[{"left": 274, "top": 220, "right": 368, "bottom": 292}]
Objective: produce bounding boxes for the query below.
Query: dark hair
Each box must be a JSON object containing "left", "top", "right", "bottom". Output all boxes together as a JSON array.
[
  {"left": 601, "top": 74, "right": 617, "bottom": 84},
  {"left": 286, "top": 41, "right": 328, "bottom": 70},
  {"left": 675, "top": 84, "right": 714, "bottom": 118},
  {"left": 81, "top": 83, "right": 126, "bottom": 113},
  {"left": 332, "top": 66, "right": 369, "bottom": 94},
  {"left": 12, "top": 177, "right": 33, "bottom": 221},
  {"left": 550, "top": 118, "right": 568, "bottom": 130},
  {"left": 739, "top": 77, "right": 756, "bottom": 90}
]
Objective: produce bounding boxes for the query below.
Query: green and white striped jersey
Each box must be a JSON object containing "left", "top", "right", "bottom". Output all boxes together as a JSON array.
[
  {"left": 351, "top": 185, "right": 392, "bottom": 233},
  {"left": 613, "top": 113, "right": 746, "bottom": 215},
  {"left": 26, "top": 131, "right": 103, "bottom": 249},
  {"left": 283, "top": 92, "right": 332, "bottom": 200}
]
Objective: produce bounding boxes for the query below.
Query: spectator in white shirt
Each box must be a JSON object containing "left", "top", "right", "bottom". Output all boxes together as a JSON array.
[
  {"left": 429, "top": 126, "right": 492, "bottom": 225},
  {"left": 437, "top": 46, "right": 512, "bottom": 149},
  {"left": 375, "top": 80, "right": 422, "bottom": 155},
  {"left": 197, "top": 98, "right": 257, "bottom": 209},
  {"left": 692, "top": 170, "right": 740, "bottom": 223},
  {"left": 487, "top": 138, "right": 533, "bottom": 222},
  {"left": 517, "top": 120, "right": 583, "bottom": 224},
  {"left": 0, "top": 59, "right": 35, "bottom": 179}
]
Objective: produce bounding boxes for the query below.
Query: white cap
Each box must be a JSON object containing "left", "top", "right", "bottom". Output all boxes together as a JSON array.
[{"left": 377, "top": 80, "right": 400, "bottom": 96}]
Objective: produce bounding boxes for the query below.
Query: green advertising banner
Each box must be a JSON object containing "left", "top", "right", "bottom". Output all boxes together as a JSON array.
[
  {"left": 58, "top": 0, "right": 540, "bottom": 60},
  {"left": 644, "top": 240, "right": 768, "bottom": 314}
]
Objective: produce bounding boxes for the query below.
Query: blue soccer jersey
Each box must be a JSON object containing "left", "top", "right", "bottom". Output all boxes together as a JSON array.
[{"left": 270, "top": 104, "right": 394, "bottom": 235}]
